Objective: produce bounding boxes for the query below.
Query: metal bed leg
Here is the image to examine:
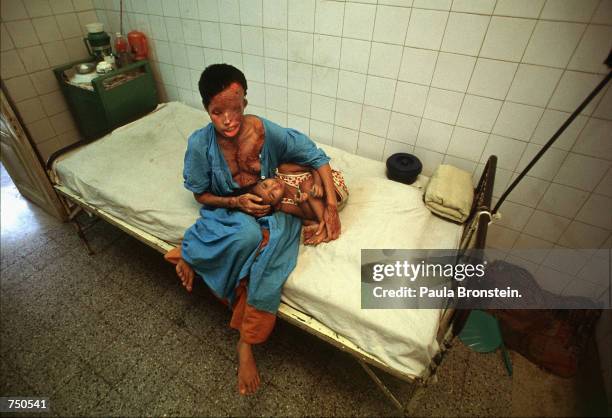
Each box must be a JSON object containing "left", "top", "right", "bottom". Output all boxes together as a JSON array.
[
  {"left": 67, "top": 205, "right": 96, "bottom": 255},
  {"left": 358, "top": 359, "right": 405, "bottom": 412}
]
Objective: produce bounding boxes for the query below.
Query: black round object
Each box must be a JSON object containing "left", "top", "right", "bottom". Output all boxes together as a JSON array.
[{"left": 386, "top": 153, "right": 422, "bottom": 184}]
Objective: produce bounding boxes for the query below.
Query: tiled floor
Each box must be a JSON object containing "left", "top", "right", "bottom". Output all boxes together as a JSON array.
[{"left": 0, "top": 164, "right": 608, "bottom": 417}]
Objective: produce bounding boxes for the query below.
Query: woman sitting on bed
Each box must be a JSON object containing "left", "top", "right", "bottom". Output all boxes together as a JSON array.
[{"left": 250, "top": 163, "right": 348, "bottom": 245}]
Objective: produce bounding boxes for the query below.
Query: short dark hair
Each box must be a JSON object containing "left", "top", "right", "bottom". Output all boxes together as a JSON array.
[{"left": 198, "top": 64, "right": 248, "bottom": 109}]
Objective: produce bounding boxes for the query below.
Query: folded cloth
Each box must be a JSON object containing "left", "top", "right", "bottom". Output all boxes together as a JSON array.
[{"left": 424, "top": 164, "right": 474, "bottom": 223}]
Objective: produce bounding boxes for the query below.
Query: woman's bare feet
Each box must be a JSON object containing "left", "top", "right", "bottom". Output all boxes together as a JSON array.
[
  {"left": 237, "top": 339, "right": 260, "bottom": 395},
  {"left": 176, "top": 259, "right": 195, "bottom": 292}
]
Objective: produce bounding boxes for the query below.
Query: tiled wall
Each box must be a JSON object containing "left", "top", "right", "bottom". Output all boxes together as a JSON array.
[
  {"left": 91, "top": 0, "right": 611, "bottom": 256},
  {"left": 0, "top": 0, "right": 96, "bottom": 160}
]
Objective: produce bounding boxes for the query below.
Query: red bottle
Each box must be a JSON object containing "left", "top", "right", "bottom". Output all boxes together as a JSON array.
[{"left": 127, "top": 30, "right": 148, "bottom": 61}]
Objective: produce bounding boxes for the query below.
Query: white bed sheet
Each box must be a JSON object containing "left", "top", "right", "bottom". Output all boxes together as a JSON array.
[{"left": 53, "top": 102, "right": 462, "bottom": 378}]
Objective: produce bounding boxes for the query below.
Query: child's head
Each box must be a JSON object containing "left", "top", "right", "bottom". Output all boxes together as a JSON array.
[
  {"left": 199, "top": 64, "right": 248, "bottom": 139},
  {"left": 251, "top": 178, "right": 285, "bottom": 208}
]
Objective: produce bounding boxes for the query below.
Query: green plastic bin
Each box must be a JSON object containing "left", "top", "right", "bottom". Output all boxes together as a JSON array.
[{"left": 53, "top": 60, "right": 158, "bottom": 141}]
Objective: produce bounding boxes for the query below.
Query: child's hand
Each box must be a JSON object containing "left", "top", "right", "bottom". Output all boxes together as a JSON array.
[
  {"left": 295, "top": 191, "right": 309, "bottom": 203},
  {"left": 309, "top": 184, "right": 323, "bottom": 198}
]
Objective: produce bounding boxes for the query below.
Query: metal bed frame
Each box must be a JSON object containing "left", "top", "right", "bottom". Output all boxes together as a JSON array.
[{"left": 48, "top": 146, "right": 497, "bottom": 413}]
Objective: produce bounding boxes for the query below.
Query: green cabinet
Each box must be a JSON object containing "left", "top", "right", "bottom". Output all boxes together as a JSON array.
[{"left": 54, "top": 60, "right": 158, "bottom": 141}]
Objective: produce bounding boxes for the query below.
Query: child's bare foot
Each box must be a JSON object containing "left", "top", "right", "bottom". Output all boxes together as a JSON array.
[
  {"left": 176, "top": 259, "right": 194, "bottom": 292},
  {"left": 237, "top": 339, "right": 260, "bottom": 395}
]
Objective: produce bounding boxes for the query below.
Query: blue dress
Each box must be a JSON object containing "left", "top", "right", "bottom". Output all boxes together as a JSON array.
[{"left": 181, "top": 117, "right": 330, "bottom": 313}]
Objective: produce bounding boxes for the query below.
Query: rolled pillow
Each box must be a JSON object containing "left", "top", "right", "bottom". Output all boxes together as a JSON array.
[{"left": 424, "top": 165, "right": 474, "bottom": 223}]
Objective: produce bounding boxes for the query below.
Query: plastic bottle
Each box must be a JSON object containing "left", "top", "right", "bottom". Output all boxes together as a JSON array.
[{"left": 114, "top": 33, "right": 132, "bottom": 67}]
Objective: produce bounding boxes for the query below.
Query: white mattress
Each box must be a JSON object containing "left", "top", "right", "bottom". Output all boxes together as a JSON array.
[{"left": 53, "top": 102, "right": 463, "bottom": 378}]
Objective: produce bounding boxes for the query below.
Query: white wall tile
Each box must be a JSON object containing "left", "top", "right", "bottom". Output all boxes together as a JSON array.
[
  {"left": 198, "top": 0, "right": 219, "bottom": 20},
  {"left": 481, "top": 134, "right": 527, "bottom": 170},
  {"left": 364, "top": 75, "right": 396, "bottom": 109},
  {"left": 398, "top": 47, "right": 437, "bottom": 85},
  {"left": 265, "top": 84, "right": 287, "bottom": 111},
  {"left": 222, "top": 50, "right": 243, "bottom": 68},
  {"left": 357, "top": 132, "right": 386, "bottom": 160},
  {"left": 314, "top": 0, "right": 344, "bottom": 36},
  {"left": 340, "top": 38, "right": 371, "bottom": 74},
  {"left": 264, "top": 28, "right": 288, "bottom": 59},
  {"left": 516, "top": 144, "right": 567, "bottom": 181},
  {"left": 220, "top": 23, "right": 241, "bottom": 51},
  {"left": 413, "top": 146, "right": 445, "bottom": 176},
  {"left": 343, "top": 2, "right": 376, "bottom": 40},
  {"left": 266, "top": 109, "right": 287, "bottom": 125},
  {"left": 218, "top": 0, "right": 240, "bottom": 23},
  {"left": 554, "top": 153, "right": 609, "bottom": 191},
  {"left": 387, "top": 112, "right": 420, "bottom": 144},
  {"left": 576, "top": 194, "right": 612, "bottom": 230},
  {"left": 393, "top": 81, "right": 428, "bottom": 116},
  {"left": 174, "top": 66, "right": 192, "bottom": 89},
  {"left": 288, "top": 31, "right": 313, "bottom": 63},
  {"left": 4, "top": 75, "right": 37, "bottom": 103},
  {"left": 310, "top": 119, "right": 334, "bottom": 144},
  {"left": 204, "top": 47, "right": 222, "bottom": 64},
  {"left": 523, "top": 21, "right": 585, "bottom": 68},
  {"left": 494, "top": 0, "right": 545, "bottom": 18},
  {"left": 441, "top": 12, "right": 489, "bottom": 56},
  {"left": 24, "top": 0, "right": 53, "bottom": 17},
  {"left": 32, "top": 16, "right": 61, "bottom": 42},
  {"left": 372, "top": 5, "right": 411, "bottom": 45},
  {"left": 201, "top": 21, "right": 221, "bottom": 48},
  {"left": 423, "top": 88, "right": 463, "bottom": 124},
  {"left": 263, "top": 0, "right": 287, "bottom": 29},
  {"left": 540, "top": 0, "right": 599, "bottom": 23},
  {"left": 559, "top": 221, "right": 609, "bottom": 249},
  {"left": 17, "top": 45, "right": 49, "bottom": 73},
  {"left": 549, "top": 71, "right": 604, "bottom": 115},
  {"left": 496, "top": 201, "right": 534, "bottom": 231},
  {"left": 452, "top": 0, "right": 495, "bottom": 14},
  {"left": 379, "top": 0, "right": 414, "bottom": 6},
  {"left": 416, "top": 119, "right": 453, "bottom": 153},
  {"left": 404, "top": 9, "right": 448, "bottom": 50},
  {"left": 568, "top": 25, "right": 612, "bottom": 74},
  {"left": 507, "top": 64, "right": 563, "bottom": 108},
  {"left": 337, "top": 70, "right": 366, "bottom": 102},
  {"left": 538, "top": 183, "right": 589, "bottom": 218},
  {"left": 480, "top": 17, "right": 535, "bottom": 61},
  {"left": 241, "top": 26, "right": 264, "bottom": 55},
  {"left": 243, "top": 53, "right": 265, "bottom": 82},
  {"left": 447, "top": 126, "right": 488, "bottom": 161},
  {"left": 264, "top": 57, "right": 287, "bottom": 86},
  {"left": 493, "top": 102, "right": 543, "bottom": 141},
  {"left": 248, "top": 81, "right": 266, "bottom": 105},
  {"left": 240, "top": 0, "right": 262, "bottom": 26},
  {"left": 288, "top": 0, "right": 314, "bottom": 32},
  {"left": 287, "top": 114, "right": 309, "bottom": 135},
  {"left": 361, "top": 105, "right": 390, "bottom": 137},
  {"left": 311, "top": 66, "right": 338, "bottom": 96},
  {"left": 507, "top": 175, "right": 549, "bottom": 207},
  {"left": 383, "top": 139, "right": 414, "bottom": 161},
  {"left": 310, "top": 94, "right": 335, "bottom": 123},
  {"left": 313, "top": 34, "right": 341, "bottom": 68},
  {"left": 572, "top": 118, "right": 612, "bottom": 161},
  {"left": 287, "top": 89, "right": 311, "bottom": 117},
  {"left": 287, "top": 61, "right": 312, "bottom": 91},
  {"left": 183, "top": 19, "right": 202, "bottom": 46},
  {"left": 442, "top": 155, "right": 477, "bottom": 175},
  {"left": 413, "top": 0, "right": 451, "bottom": 10},
  {"left": 595, "top": 168, "right": 612, "bottom": 197},
  {"left": 368, "top": 42, "right": 402, "bottom": 79},
  {"left": 467, "top": 58, "right": 517, "bottom": 100},
  {"left": 530, "top": 109, "right": 587, "bottom": 151},
  {"left": 594, "top": 86, "right": 612, "bottom": 120},
  {"left": 163, "top": 0, "right": 181, "bottom": 17},
  {"left": 457, "top": 94, "right": 502, "bottom": 132},
  {"left": 333, "top": 126, "right": 359, "bottom": 153},
  {"left": 148, "top": 15, "right": 168, "bottom": 41},
  {"left": 169, "top": 43, "right": 189, "bottom": 67},
  {"left": 335, "top": 99, "right": 363, "bottom": 130},
  {"left": 431, "top": 52, "right": 475, "bottom": 92},
  {"left": 592, "top": 0, "right": 612, "bottom": 24}
]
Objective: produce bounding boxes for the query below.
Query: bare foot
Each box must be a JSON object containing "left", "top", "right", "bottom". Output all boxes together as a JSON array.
[
  {"left": 176, "top": 259, "right": 194, "bottom": 292},
  {"left": 237, "top": 339, "right": 260, "bottom": 395}
]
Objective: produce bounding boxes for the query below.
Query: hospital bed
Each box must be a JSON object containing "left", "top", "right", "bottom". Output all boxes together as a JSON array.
[{"left": 47, "top": 102, "right": 496, "bottom": 411}]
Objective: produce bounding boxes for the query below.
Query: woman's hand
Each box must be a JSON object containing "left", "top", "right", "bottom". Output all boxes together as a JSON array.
[
  {"left": 323, "top": 205, "right": 341, "bottom": 240},
  {"left": 236, "top": 193, "right": 271, "bottom": 217}
]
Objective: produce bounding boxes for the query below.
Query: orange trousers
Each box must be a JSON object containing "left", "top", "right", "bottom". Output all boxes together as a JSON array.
[{"left": 164, "top": 230, "right": 275, "bottom": 345}]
